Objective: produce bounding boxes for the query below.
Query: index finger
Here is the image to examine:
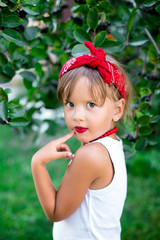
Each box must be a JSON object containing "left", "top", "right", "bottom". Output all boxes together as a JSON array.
[{"left": 56, "top": 131, "right": 75, "bottom": 144}]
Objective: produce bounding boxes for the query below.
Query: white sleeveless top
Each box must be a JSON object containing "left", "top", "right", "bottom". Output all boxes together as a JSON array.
[{"left": 53, "top": 136, "right": 127, "bottom": 240}]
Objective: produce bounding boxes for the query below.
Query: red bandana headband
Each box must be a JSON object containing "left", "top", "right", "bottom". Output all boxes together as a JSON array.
[{"left": 59, "top": 41, "right": 126, "bottom": 98}]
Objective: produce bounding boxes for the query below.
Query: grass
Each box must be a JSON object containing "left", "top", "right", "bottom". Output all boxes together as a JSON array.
[
  {"left": 0, "top": 125, "right": 52, "bottom": 240},
  {"left": 122, "top": 174, "right": 160, "bottom": 240},
  {"left": 0, "top": 124, "right": 160, "bottom": 239}
]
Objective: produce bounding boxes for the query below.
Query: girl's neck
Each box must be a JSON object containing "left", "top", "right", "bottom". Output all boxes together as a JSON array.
[{"left": 89, "top": 127, "right": 118, "bottom": 143}]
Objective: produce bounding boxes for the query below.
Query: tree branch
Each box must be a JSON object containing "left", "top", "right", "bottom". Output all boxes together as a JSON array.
[{"left": 145, "top": 28, "right": 160, "bottom": 58}]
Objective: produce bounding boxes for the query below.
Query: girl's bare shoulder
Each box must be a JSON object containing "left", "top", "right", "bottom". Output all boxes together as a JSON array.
[{"left": 74, "top": 142, "right": 110, "bottom": 171}]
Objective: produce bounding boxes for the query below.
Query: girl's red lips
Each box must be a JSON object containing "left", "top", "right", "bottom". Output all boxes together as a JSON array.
[{"left": 75, "top": 126, "right": 88, "bottom": 133}]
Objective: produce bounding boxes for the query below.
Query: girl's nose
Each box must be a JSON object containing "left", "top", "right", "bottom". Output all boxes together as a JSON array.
[{"left": 73, "top": 107, "right": 85, "bottom": 122}]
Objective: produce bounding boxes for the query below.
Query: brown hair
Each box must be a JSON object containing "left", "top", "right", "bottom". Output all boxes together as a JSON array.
[{"left": 57, "top": 56, "right": 131, "bottom": 118}]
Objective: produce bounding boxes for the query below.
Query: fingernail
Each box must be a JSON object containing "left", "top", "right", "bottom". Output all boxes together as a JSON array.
[
  {"left": 67, "top": 160, "right": 72, "bottom": 168},
  {"left": 68, "top": 152, "right": 72, "bottom": 157},
  {"left": 70, "top": 154, "right": 74, "bottom": 160}
]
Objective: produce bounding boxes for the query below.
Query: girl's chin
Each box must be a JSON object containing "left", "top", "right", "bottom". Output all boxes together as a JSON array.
[{"left": 75, "top": 134, "right": 89, "bottom": 144}]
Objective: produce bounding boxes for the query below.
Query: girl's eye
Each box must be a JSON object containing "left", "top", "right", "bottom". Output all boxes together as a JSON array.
[
  {"left": 87, "top": 102, "right": 96, "bottom": 108},
  {"left": 66, "top": 102, "right": 74, "bottom": 108}
]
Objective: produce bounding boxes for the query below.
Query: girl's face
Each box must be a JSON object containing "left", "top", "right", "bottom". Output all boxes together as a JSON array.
[{"left": 63, "top": 76, "right": 117, "bottom": 145}]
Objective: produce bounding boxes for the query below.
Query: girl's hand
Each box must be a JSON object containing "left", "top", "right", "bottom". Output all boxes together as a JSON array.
[{"left": 32, "top": 131, "right": 75, "bottom": 165}]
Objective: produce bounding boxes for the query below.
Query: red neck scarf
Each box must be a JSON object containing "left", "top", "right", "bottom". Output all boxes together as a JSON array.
[{"left": 59, "top": 41, "right": 126, "bottom": 98}]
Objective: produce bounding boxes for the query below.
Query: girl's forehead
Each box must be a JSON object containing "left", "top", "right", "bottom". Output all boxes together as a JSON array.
[
  {"left": 69, "top": 77, "right": 92, "bottom": 96},
  {"left": 74, "top": 76, "right": 90, "bottom": 86},
  {"left": 67, "top": 76, "right": 105, "bottom": 105},
  {"left": 61, "top": 71, "right": 107, "bottom": 105}
]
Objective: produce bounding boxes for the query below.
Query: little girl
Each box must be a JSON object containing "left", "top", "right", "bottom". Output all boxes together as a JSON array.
[{"left": 31, "top": 41, "right": 131, "bottom": 240}]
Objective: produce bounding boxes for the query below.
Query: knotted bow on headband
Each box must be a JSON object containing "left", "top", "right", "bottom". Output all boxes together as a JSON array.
[{"left": 59, "top": 41, "right": 126, "bottom": 98}]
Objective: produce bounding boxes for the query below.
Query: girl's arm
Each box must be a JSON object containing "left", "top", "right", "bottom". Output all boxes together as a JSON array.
[
  {"left": 31, "top": 131, "right": 110, "bottom": 222},
  {"left": 31, "top": 131, "right": 75, "bottom": 221}
]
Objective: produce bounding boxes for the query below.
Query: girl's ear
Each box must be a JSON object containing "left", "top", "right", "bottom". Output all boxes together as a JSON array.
[{"left": 113, "top": 99, "right": 125, "bottom": 122}]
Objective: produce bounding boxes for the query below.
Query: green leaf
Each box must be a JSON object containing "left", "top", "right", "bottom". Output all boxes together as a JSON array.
[
  {"left": 12, "top": 50, "right": 28, "bottom": 64},
  {"left": 0, "top": 9, "right": 3, "bottom": 26},
  {"left": 73, "top": 5, "right": 89, "bottom": 14},
  {"left": 59, "top": 53, "right": 70, "bottom": 66},
  {"left": 138, "top": 102, "right": 150, "bottom": 110},
  {"left": 127, "top": 8, "right": 138, "bottom": 35},
  {"left": 110, "top": 31, "right": 126, "bottom": 43},
  {"left": 4, "top": 88, "right": 12, "bottom": 94},
  {"left": 94, "top": 31, "right": 107, "bottom": 47},
  {"left": 30, "top": 48, "right": 48, "bottom": 60},
  {"left": 156, "top": 5, "right": 160, "bottom": 14},
  {"left": 28, "top": 38, "right": 40, "bottom": 48},
  {"left": 148, "top": 44, "right": 158, "bottom": 63},
  {"left": 129, "top": 36, "right": 148, "bottom": 46},
  {"left": 51, "top": 49, "right": 64, "bottom": 57},
  {"left": 9, "top": 117, "right": 30, "bottom": 127},
  {"left": 0, "top": 101, "right": 8, "bottom": 121},
  {"left": 3, "top": 15, "right": 23, "bottom": 28},
  {"left": 2, "top": 64, "right": 15, "bottom": 78},
  {"left": 100, "top": 39, "right": 122, "bottom": 53},
  {"left": 97, "top": 2, "right": 114, "bottom": 14},
  {"left": 9, "top": 4, "right": 17, "bottom": 12},
  {"left": 0, "top": 53, "right": 8, "bottom": 66},
  {"left": 35, "top": 62, "right": 44, "bottom": 77},
  {"left": 0, "top": 88, "right": 8, "bottom": 102},
  {"left": 20, "top": 71, "right": 37, "bottom": 82},
  {"left": 123, "top": 138, "right": 135, "bottom": 153},
  {"left": 139, "top": 126, "right": 153, "bottom": 136},
  {"left": 9, "top": 107, "right": 26, "bottom": 118},
  {"left": 97, "top": 2, "right": 109, "bottom": 12},
  {"left": 2, "top": 29, "right": 22, "bottom": 45},
  {"left": 24, "top": 27, "right": 39, "bottom": 41},
  {"left": 9, "top": 0, "right": 17, "bottom": 4},
  {"left": 143, "top": 0, "right": 157, "bottom": 7},
  {"left": 136, "top": 58, "right": 143, "bottom": 66},
  {"left": 0, "top": 0, "right": 7, "bottom": 7},
  {"left": 8, "top": 98, "right": 20, "bottom": 108},
  {"left": 137, "top": 115, "right": 150, "bottom": 125},
  {"left": 41, "top": 33, "right": 55, "bottom": 45},
  {"left": 73, "top": 28, "right": 91, "bottom": 43},
  {"left": 135, "top": 110, "right": 144, "bottom": 119},
  {"left": 21, "top": 5, "right": 39, "bottom": 16},
  {"left": 135, "top": 137, "right": 148, "bottom": 151},
  {"left": 101, "top": 39, "right": 120, "bottom": 48},
  {"left": 71, "top": 44, "right": 90, "bottom": 57},
  {"left": 86, "top": 0, "right": 96, "bottom": 7},
  {"left": 140, "top": 87, "right": 152, "bottom": 97},
  {"left": 150, "top": 115, "right": 160, "bottom": 124},
  {"left": 87, "top": 7, "right": 98, "bottom": 30},
  {"left": 118, "top": 6, "right": 130, "bottom": 20},
  {"left": 23, "top": 79, "right": 33, "bottom": 89},
  {"left": 0, "top": 72, "right": 11, "bottom": 83}
]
